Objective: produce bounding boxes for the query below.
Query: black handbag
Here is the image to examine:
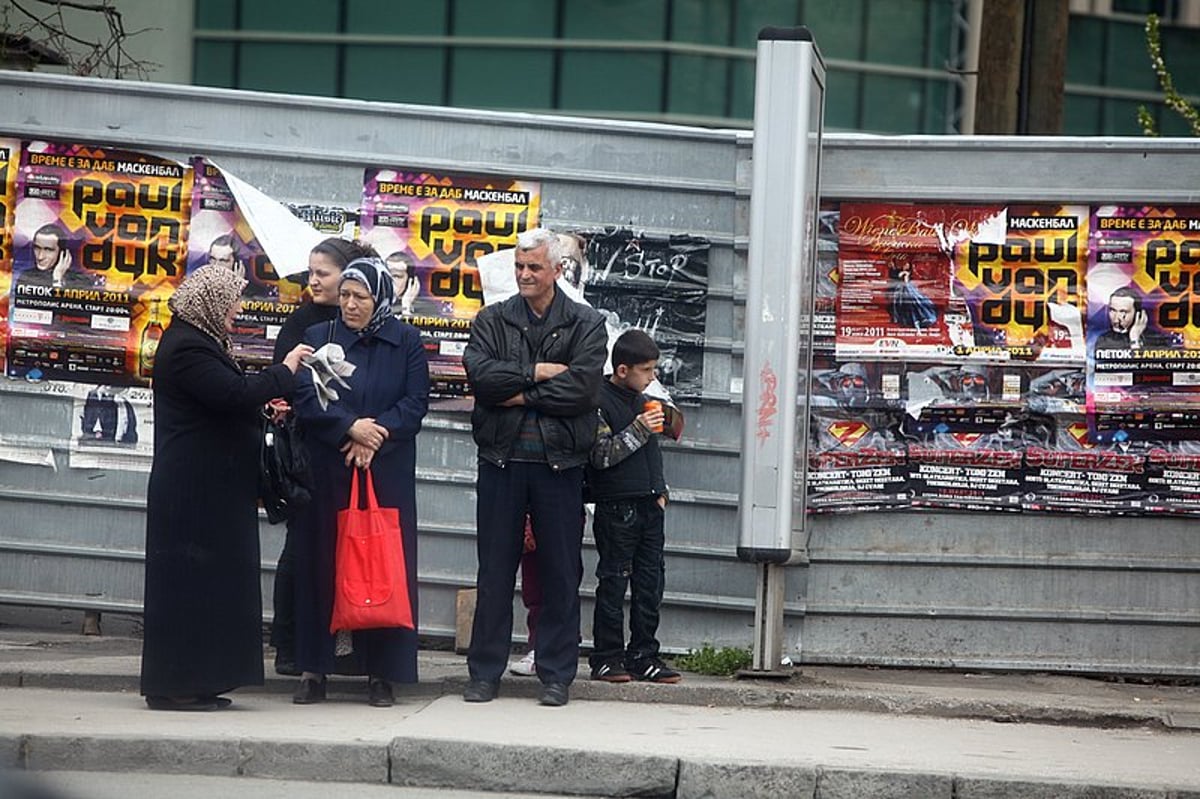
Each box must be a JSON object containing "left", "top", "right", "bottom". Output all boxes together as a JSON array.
[{"left": 259, "top": 412, "right": 313, "bottom": 524}]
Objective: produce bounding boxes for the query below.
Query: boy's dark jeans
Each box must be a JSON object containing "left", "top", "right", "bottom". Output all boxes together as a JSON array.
[{"left": 589, "top": 496, "right": 665, "bottom": 669}]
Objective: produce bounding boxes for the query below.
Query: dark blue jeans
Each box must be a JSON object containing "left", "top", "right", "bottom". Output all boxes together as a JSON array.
[{"left": 589, "top": 496, "right": 665, "bottom": 669}]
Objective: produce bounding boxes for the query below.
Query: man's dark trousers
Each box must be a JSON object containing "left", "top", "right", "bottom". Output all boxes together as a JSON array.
[{"left": 469, "top": 460, "right": 583, "bottom": 685}]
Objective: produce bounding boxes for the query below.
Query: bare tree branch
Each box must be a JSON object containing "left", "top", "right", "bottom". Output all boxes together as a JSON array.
[{"left": 2, "top": 0, "right": 158, "bottom": 79}]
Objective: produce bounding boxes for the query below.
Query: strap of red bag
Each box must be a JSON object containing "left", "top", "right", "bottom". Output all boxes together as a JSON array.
[
  {"left": 361, "top": 468, "right": 380, "bottom": 510},
  {"left": 348, "top": 467, "right": 360, "bottom": 509},
  {"left": 348, "top": 467, "right": 381, "bottom": 511}
]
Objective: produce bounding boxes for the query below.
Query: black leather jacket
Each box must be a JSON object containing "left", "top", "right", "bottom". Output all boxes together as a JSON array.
[{"left": 464, "top": 288, "right": 607, "bottom": 470}]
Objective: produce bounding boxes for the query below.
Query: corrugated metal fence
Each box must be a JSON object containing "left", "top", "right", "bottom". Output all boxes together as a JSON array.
[{"left": 0, "top": 73, "right": 1196, "bottom": 675}]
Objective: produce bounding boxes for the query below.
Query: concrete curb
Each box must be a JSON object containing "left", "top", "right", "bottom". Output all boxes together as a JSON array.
[
  {"left": 6, "top": 732, "right": 1198, "bottom": 799},
  {"left": 391, "top": 738, "right": 678, "bottom": 797},
  {"left": 13, "top": 734, "right": 390, "bottom": 783}
]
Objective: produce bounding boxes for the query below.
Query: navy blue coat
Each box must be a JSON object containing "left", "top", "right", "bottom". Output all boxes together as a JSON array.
[{"left": 291, "top": 316, "right": 430, "bottom": 681}]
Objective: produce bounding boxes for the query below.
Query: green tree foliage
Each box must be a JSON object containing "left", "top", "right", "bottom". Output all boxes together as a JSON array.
[{"left": 1137, "top": 14, "right": 1200, "bottom": 137}]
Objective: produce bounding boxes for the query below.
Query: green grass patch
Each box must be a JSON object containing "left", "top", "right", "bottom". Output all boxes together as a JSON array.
[{"left": 672, "top": 644, "right": 752, "bottom": 676}]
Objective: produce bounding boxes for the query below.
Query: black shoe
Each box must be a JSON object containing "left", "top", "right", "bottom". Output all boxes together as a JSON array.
[
  {"left": 463, "top": 679, "right": 499, "bottom": 703},
  {"left": 145, "top": 695, "right": 219, "bottom": 712},
  {"left": 590, "top": 660, "right": 633, "bottom": 683},
  {"left": 367, "top": 678, "right": 394, "bottom": 708},
  {"left": 274, "top": 657, "right": 301, "bottom": 677},
  {"left": 538, "top": 682, "right": 569, "bottom": 707},
  {"left": 292, "top": 677, "right": 326, "bottom": 705},
  {"left": 200, "top": 695, "right": 233, "bottom": 709},
  {"left": 629, "top": 657, "right": 682, "bottom": 684}
]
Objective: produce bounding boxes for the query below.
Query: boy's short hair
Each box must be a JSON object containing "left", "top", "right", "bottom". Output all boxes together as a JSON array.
[{"left": 612, "top": 329, "right": 660, "bottom": 370}]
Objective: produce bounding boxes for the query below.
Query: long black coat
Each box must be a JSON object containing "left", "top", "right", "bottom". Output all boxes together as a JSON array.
[{"left": 140, "top": 319, "right": 294, "bottom": 698}]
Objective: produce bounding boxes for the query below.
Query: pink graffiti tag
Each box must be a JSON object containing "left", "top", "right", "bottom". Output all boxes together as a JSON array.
[{"left": 757, "top": 362, "right": 778, "bottom": 445}]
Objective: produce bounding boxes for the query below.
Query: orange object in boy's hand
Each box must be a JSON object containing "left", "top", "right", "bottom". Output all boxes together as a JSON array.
[{"left": 641, "top": 400, "right": 664, "bottom": 434}]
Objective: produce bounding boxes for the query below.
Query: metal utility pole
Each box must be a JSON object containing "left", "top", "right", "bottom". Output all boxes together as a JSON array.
[{"left": 737, "top": 26, "right": 825, "bottom": 676}]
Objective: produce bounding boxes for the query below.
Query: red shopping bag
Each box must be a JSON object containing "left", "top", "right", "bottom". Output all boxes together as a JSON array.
[{"left": 329, "top": 469, "right": 414, "bottom": 632}]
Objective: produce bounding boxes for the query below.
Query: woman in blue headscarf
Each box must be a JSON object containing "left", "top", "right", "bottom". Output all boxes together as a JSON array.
[{"left": 291, "top": 251, "right": 430, "bottom": 708}]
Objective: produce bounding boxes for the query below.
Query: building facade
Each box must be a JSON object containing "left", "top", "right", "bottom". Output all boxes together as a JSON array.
[
  {"left": 2, "top": 0, "right": 1195, "bottom": 135},
  {"left": 187, "top": 0, "right": 1199, "bottom": 135}
]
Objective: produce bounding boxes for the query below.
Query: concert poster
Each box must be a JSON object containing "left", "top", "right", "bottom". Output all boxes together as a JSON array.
[
  {"left": 6, "top": 141, "right": 191, "bottom": 385},
  {"left": 834, "top": 203, "right": 996, "bottom": 361},
  {"left": 951, "top": 205, "right": 1089, "bottom": 365},
  {"left": 1086, "top": 206, "right": 1200, "bottom": 443},
  {"left": 806, "top": 407, "right": 910, "bottom": 513},
  {"left": 1020, "top": 417, "right": 1149, "bottom": 514},
  {"left": 187, "top": 157, "right": 298, "bottom": 374},
  {"left": 359, "top": 169, "right": 541, "bottom": 399},
  {"left": 0, "top": 137, "right": 18, "bottom": 373},
  {"left": 1144, "top": 441, "right": 1200, "bottom": 516}
]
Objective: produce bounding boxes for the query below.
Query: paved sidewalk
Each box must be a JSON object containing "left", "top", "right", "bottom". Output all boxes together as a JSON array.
[
  {"left": 2, "top": 621, "right": 1197, "bottom": 731},
  {"left": 1, "top": 615, "right": 1199, "bottom": 798}
]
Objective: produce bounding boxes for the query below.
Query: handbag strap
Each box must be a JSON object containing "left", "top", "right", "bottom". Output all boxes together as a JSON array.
[{"left": 348, "top": 467, "right": 380, "bottom": 510}]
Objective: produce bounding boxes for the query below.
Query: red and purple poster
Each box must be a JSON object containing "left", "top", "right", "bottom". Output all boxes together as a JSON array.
[
  {"left": 359, "top": 169, "right": 540, "bottom": 399},
  {"left": 835, "top": 203, "right": 995, "bottom": 360},
  {"left": 0, "top": 138, "right": 18, "bottom": 373},
  {"left": 1087, "top": 206, "right": 1200, "bottom": 443},
  {"left": 5, "top": 141, "right": 191, "bottom": 385}
]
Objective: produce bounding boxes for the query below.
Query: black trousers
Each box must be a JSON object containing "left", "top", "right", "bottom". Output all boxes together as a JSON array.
[
  {"left": 588, "top": 497, "right": 665, "bottom": 669},
  {"left": 468, "top": 461, "right": 584, "bottom": 685}
]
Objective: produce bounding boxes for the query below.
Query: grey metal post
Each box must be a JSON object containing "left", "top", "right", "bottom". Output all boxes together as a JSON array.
[{"left": 737, "top": 26, "right": 825, "bottom": 674}]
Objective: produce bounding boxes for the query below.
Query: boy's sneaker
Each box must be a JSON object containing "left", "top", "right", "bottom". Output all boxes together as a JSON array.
[
  {"left": 630, "top": 657, "right": 682, "bottom": 684},
  {"left": 508, "top": 650, "right": 536, "bottom": 676},
  {"left": 590, "top": 660, "right": 633, "bottom": 683}
]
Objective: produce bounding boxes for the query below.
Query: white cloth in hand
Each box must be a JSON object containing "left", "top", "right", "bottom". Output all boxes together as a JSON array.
[{"left": 303, "top": 343, "right": 356, "bottom": 410}]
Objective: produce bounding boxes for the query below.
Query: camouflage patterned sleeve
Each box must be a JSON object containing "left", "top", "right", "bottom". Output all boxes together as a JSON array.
[{"left": 589, "top": 407, "right": 653, "bottom": 470}]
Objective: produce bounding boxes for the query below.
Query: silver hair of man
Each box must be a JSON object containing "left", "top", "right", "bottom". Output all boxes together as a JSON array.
[{"left": 515, "top": 227, "right": 564, "bottom": 265}]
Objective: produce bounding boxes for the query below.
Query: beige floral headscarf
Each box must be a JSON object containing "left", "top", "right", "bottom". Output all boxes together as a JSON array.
[{"left": 167, "top": 264, "right": 246, "bottom": 353}]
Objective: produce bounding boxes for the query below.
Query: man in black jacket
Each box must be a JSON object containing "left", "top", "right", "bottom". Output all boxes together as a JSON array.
[{"left": 462, "top": 227, "right": 607, "bottom": 707}]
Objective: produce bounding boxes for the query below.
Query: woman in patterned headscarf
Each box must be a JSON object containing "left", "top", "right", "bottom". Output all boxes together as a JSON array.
[
  {"left": 291, "top": 255, "right": 430, "bottom": 708},
  {"left": 140, "top": 265, "right": 313, "bottom": 711}
]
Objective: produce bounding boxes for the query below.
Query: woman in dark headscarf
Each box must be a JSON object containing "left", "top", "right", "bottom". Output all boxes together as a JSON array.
[
  {"left": 292, "top": 256, "right": 430, "bottom": 708},
  {"left": 269, "top": 237, "right": 374, "bottom": 676},
  {"left": 140, "top": 265, "right": 312, "bottom": 711},
  {"left": 272, "top": 238, "right": 370, "bottom": 361}
]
